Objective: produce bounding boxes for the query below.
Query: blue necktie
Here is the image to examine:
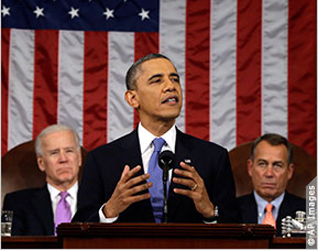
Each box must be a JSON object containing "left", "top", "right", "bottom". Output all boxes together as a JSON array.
[{"left": 148, "top": 138, "right": 165, "bottom": 223}]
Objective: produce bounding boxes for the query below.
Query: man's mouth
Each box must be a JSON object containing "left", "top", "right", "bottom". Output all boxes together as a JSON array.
[
  {"left": 262, "top": 183, "right": 276, "bottom": 188},
  {"left": 162, "top": 96, "right": 178, "bottom": 104}
]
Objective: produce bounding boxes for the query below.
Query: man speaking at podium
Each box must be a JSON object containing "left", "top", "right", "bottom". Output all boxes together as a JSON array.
[{"left": 73, "top": 53, "right": 240, "bottom": 224}]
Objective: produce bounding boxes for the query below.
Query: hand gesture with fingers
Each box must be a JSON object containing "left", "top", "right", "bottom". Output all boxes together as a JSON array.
[
  {"left": 103, "top": 165, "right": 152, "bottom": 218},
  {"left": 173, "top": 161, "right": 215, "bottom": 218}
]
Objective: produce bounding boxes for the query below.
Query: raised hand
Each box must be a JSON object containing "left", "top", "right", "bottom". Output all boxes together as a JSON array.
[{"left": 103, "top": 165, "right": 152, "bottom": 218}]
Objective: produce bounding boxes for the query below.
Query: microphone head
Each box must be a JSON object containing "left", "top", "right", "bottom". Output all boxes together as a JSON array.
[{"left": 158, "top": 150, "right": 175, "bottom": 170}]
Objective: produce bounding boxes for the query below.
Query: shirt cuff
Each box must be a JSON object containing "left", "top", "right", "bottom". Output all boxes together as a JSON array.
[{"left": 98, "top": 203, "right": 118, "bottom": 223}]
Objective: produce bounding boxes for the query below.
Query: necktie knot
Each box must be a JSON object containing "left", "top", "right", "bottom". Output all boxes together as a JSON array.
[
  {"left": 60, "top": 191, "right": 69, "bottom": 200},
  {"left": 265, "top": 203, "right": 273, "bottom": 212},
  {"left": 153, "top": 138, "right": 165, "bottom": 152}
]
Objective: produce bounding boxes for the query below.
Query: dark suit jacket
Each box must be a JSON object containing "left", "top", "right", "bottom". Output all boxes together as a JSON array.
[
  {"left": 73, "top": 128, "right": 240, "bottom": 223},
  {"left": 237, "top": 191, "right": 305, "bottom": 236},
  {"left": 2, "top": 186, "right": 55, "bottom": 236}
]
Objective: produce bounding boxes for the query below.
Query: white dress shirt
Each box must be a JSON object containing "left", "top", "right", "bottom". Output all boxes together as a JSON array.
[
  {"left": 99, "top": 123, "right": 176, "bottom": 222},
  {"left": 47, "top": 182, "right": 78, "bottom": 221}
]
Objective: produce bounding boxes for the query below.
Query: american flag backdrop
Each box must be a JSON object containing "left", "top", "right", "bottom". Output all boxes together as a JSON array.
[{"left": 1, "top": 0, "right": 316, "bottom": 159}]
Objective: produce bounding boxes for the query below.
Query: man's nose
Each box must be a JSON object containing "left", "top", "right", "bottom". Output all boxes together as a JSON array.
[
  {"left": 163, "top": 78, "right": 176, "bottom": 92},
  {"left": 264, "top": 165, "right": 274, "bottom": 176},
  {"left": 58, "top": 152, "right": 68, "bottom": 162}
]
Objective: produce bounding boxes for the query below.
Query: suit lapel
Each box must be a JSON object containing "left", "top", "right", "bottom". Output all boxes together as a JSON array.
[
  {"left": 119, "top": 129, "right": 155, "bottom": 222},
  {"left": 31, "top": 186, "right": 54, "bottom": 235},
  {"left": 168, "top": 129, "right": 195, "bottom": 220}
]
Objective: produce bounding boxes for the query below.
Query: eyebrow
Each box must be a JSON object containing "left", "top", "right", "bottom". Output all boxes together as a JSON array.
[
  {"left": 257, "top": 159, "right": 284, "bottom": 165},
  {"left": 147, "top": 73, "right": 180, "bottom": 82}
]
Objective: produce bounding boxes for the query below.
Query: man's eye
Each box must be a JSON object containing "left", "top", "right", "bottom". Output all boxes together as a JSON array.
[
  {"left": 171, "top": 78, "right": 179, "bottom": 83},
  {"left": 150, "top": 78, "right": 161, "bottom": 84},
  {"left": 273, "top": 163, "right": 283, "bottom": 169}
]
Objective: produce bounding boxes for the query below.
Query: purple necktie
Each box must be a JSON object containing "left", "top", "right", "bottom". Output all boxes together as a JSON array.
[
  {"left": 55, "top": 192, "right": 71, "bottom": 234},
  {"left": 148, "top": 138, "right": 165, "bottom": 223}
]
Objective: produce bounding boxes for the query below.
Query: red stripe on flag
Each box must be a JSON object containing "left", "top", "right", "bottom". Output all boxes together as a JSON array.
[
  {"left": 33, "top": 30, "right": 59, "bottom": 138},
  {"left": 185, "top": 0, "right": 210, "bottom": 140},
  {"left": 133, "top": 32, "right": 159, "bottom": 129},
  {"left": 83, "top": 31, "right": 108, "bottom": 150},
  {"left": 1, "top": 28, "right": 10, "bottom": 156},
  {"left": 288, "top": 0, "right": 317, "bottom": 159},
  {"left": 236, "top": 0, "right": 262, "bottom": 145}
]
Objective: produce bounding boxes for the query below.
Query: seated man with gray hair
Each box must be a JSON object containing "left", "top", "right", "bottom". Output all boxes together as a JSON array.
[
  {"left": 2, "top": 124, "right": 82, "bottom": 235},
  {"left": 237, "top": 133, "right": 305, "bottom": 236}
]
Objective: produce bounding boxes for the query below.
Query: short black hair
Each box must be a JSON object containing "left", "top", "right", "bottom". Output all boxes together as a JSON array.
[
  {"left": 250, "top": 133, "right": 293, "bottom": 164},
  {"left": 125, "top": 53, "right": 172, "bottom": 90}
]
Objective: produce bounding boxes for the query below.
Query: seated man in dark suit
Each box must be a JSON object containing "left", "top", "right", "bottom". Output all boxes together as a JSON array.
[
  {"left": 73, "top": 53, "right": 240, "bottom": 224},
  {"left": 237, "top": 133, "right": 305, "bottom": 236},
  {"left": 2, "top": 124, "right": 82, "bottom": 235}
]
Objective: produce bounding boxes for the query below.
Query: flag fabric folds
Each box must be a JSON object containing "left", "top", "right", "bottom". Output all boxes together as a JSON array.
[{"left": 1, "top": 0, "right": 316, "bottom": 159}]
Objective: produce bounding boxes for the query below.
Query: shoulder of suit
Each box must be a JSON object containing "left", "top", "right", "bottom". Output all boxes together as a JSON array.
[
  {"left": 177, "top": 129, "right": 228, "bottom": 152},
  {"left": 89, "top": 129, "right": 137, "bottom": 154},
  {"left": 4, "top": 187, "right": 46, "bottom": 200},
  {"left": 284, "top": 191, "right": 306, "bottom": 204},
  {"left": 237, "top": 193, "right": 254, "bottom": 203}
]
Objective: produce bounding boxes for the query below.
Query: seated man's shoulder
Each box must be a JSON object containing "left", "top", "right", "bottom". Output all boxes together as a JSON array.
[
  {"left": 236, "top": 193, "right": 253, "bottom": 206},
  {"left": 4, "top": 187, "right": 45, "bottom": 201},
  {"left": 285, "top": 192, "right": 306, "bottom": 205}
]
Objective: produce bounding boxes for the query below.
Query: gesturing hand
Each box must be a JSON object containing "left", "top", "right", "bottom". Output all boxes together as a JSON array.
[
  {"left": 172, "top": 162, "right": 215, "bottom": 218},
  {"left": 103, "top": 165, "right": 152, "bottom": 218}
]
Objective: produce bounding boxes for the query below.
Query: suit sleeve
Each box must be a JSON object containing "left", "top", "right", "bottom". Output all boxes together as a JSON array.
[
  {"left": 211, "top": 149, "right": 241, "bottom": 223},
  {"left": 73, "top": 151, "right": 105, "bottom": 222}
]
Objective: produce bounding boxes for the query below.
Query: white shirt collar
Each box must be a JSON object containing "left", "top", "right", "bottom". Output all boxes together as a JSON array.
[
  {"left": 138, "top": 122, "right": 176, "bottom": 154},
  {"left": 254, "top": 190, "right": 285, "bottom": 218},
  {"left": 47, "top": 181, "right": 78, "bottom": 201}
]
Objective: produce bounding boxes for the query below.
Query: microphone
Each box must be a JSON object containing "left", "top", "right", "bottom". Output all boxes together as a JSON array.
[{"left": 158, "top": 150, "right": 175, "bottom": 223}]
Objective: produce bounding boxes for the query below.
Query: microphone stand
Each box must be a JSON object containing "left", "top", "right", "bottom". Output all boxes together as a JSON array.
[{"left": 162, "top": 166, "right": 168, "bottom": 223}]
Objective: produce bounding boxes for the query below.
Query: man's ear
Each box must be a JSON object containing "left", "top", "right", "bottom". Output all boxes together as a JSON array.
[
  {"left": 287, "top": 163, "right": 295, "bottom": 180},
  {"left": 37, "top": 157, "right": 45, "bottom": 172},
  {"left": 125, "top": 90, "right": 139, "bottom": 109},
  {"left": 247, "top": 159, "right": 253, "bottom": 177}
]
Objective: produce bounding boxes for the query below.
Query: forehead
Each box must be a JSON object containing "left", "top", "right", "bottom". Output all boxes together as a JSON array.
[
  {"left": 254, "top": 140, "right": 288, "bottom": 160},
  {"left": 42, "top": 130, "right": 76, "bottom": 148},
  {"left": 139, "top": 58, "right": 177, "bottom": 76}
]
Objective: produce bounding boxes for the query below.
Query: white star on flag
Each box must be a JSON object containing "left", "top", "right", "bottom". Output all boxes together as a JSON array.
[
  {"left": 103, "top": 8, "right": 114, "bottom": 20},
  {"left": 1, "top": 5, "right": 10, "bottom": 17},
  {"left": 68, "top": 7, "right": 79, "bottom": 19},
  {"left": 33, "top": 6, "right": 44, "bottom": 18},
  {"left": 138, "top": 8, "right": 149, "bottom": 21}
]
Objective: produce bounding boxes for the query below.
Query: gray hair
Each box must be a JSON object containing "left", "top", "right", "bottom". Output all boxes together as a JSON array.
[
  {"left": 125, "top": 53, "right": 173, "bottom": 90},
  {"left": 250, "top": 133, "right": 293, "bottom": 165},
  {"left": 35, "top": 124, "right": 80, "bottom": 157}
]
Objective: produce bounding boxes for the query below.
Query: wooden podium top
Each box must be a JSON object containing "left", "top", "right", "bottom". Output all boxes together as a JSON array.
[
  {"left": 57, "top": 222, "right": 275, "bottom": 238},
  {"left": 2, "top": 223, "right": 305, "bottom": 249},
  {"left": 56, "top": 223, "right": 277, "bottom": 249}
]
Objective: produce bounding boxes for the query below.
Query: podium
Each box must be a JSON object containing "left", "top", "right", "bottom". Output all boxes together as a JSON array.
[
  {"left": 2, "top": 223, "right": 305, "bottom": 249},
  {"left": 57, "top": 223, "right": 276, "bottom": 249}
]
